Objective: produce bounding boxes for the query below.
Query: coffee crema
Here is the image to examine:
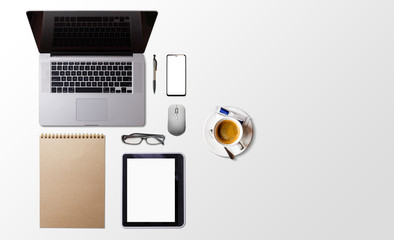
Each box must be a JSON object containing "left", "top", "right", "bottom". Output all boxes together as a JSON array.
[{"left": 215, "top": 120, "right": 240, "bottom": 144}]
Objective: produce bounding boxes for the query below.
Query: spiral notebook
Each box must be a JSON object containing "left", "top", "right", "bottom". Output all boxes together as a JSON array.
[{"left": 40, "top": 133, "right": 105, "bottom": 228}]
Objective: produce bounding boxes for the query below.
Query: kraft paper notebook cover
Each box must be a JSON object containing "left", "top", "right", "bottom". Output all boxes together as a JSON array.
[{"left": 40, "top": 133, "right": 105, "bottom": 228}]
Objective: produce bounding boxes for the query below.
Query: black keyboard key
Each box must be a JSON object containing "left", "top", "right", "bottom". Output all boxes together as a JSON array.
[
  {"left": 52, "top": 71, "right": 59, "bottom": 76},
  {"left": 87, "top": 82, "right": 92, "bottom": 87},
  {"left": 123, "top": 77, "right": 132, "bottom": 81},
  {"left": 81, "top": 82, "right": 86, "bottom": 87},
  {"left": 125, "top": 65, "right": 132, "bottom": 70},
  {"left": 67, "top": 77, "right": 71, "bottom": 81},
  {"left": 64, "top": 82, "right": 69, "bottom": 87},
  {"left": 116, "top": 90, "right": 121, "bottom": 93},
  {"left": 51, "top": 62, "right": 56, "bottom": 65},
  {"left": 57, "top": 87, "right": 62, "bottom": 93},
  {"left": 76, "top": 82, "right": 80, "bottom": 87},
  {"left": 63, "top": 87, "right": 68, "bottom": 93},
  {"left": 69, "top": 87, "right": 74, "bottom": 93},
  {"left": 61, "top": 77, "right": 66, "bottom": 81},
  {"left": 70, "top": 82, "right": 75, "bottom": 87},
  {"left": 92, "top": 82, "right": 97, "bottom": 87},
  {"left": 113, "top": 66, "right": 118, "bottom": 71},
  {"left": 127, "top": 90, "right": 132, "bottom": 93},
  {"left": 111, "top": 87, "right": 115, "bottom": 93},
  {"left": 51, "top": 87, "right": 56, "bottom": 93},
  {"left": 63, "top": 62, "right": 68, "bottom": 65},
  {"left": 57, "top": 66, "right": 62, "bottom": 70},
  {"left": 58, "top": 62, "right": 62, "bottom": 65},
  {"left": 121, "top": 62, "right": 126, "bottom": 65},
  {"left": 52, "top": 66, "right": 56, "bottom": 70},
  {"left": 60, "top": 71, "right": 65, "bottom": 76},
  {"left": 121, "top": 87, "right": 126, "bottom": 93},
  {"left": 104, "top": 87, "right": 109, "bottom": 93},
  {"left": 104, "top": 82, "right": 109, "bottom": 87},
  {"left": 126, "top": 71, "right": 132, "bottom": 76},
  {"left": 115, "top": 82, "right": 119, "bottom": 87},
  {"left": 126, "top": 62, "right": 132, "bottom": 65},
  {"left": 120, "top": 82, "right": 132, "bottom": 87},
  {"left": 71, "top": 71, "right": 76, "bottom": 76},
  {"left": 115, "top": 62, "right": 120, "bottom": 65},
  {"left": 89, "top": 77, "right": 94, "bottom": 81},
  {"left": 121, "top": 71, "right": 126, "bottom": 76},
  {"left": 63, "top": 66, "right": 67, "bottom": 70},
  {"left": 112, "top": 77, "right": 117, "bottom": 81},
  {"left": 98, "top": 82, "right": 103, "bottom": 87},
  {"left": 75, "top": 87, "right": 102, "bottom": 93},
  {"left": 52, "top": 77, "right": 60, "bottom": 81},
  {"left": 119, "top": 66, "right": 124, "bottom": 71},
  {"left": 52, "top": 82, "right": 63, "bottom": 87}
]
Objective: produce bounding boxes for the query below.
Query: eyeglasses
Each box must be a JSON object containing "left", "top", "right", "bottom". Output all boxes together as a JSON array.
[{"left": 121, "top": 133, "right": 165, "bottom": 145}]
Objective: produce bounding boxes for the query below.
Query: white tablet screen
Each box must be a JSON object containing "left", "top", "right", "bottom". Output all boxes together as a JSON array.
[{"left": 127, "top": 158, "right": 175, "bottom": 222}]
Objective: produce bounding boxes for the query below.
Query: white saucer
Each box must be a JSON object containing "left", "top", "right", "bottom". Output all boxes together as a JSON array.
[{"left": 203, "top": 106, "right": 253, "bottom": 158}]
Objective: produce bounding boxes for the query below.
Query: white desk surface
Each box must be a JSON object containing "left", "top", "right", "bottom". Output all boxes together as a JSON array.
[{"left": 1, "top": 1, "right": 394, "bottom": 239}]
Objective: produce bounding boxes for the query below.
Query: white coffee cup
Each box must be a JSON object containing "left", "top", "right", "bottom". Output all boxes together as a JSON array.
[{"left": 212, "top": 117, "right": 244, "bottom": 148}]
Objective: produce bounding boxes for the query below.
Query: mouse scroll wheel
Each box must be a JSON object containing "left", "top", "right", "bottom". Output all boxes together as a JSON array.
[{"left": 175, "top": 108, "right": 179, "bottom": 114}]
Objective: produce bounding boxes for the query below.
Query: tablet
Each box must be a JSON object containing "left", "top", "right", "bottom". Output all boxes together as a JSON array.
[{"left": 122, "top": 153, "right": 185, "bottom": 227}]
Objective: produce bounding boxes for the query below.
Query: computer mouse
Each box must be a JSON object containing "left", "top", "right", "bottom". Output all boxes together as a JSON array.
[{"left": 168, "top": 104, "right": 186, "bottom": 136}]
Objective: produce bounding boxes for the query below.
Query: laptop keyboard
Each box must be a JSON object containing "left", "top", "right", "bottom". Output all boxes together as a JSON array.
[{"left": 51, "top": 61, "right": 132, "bottom": 94}]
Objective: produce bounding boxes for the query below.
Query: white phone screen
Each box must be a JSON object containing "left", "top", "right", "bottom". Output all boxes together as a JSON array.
[{"left": 167, "top": 55, "right": 186, "bottom": 96}]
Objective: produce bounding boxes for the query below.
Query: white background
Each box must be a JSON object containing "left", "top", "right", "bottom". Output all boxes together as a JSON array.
[{"left": 1, "top": 0, "right": 394, "bottom": 239}]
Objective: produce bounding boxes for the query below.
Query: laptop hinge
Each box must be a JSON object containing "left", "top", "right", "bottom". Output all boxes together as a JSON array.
[{"left": 50, "top": 52, "right": 133, "bottom": 57}]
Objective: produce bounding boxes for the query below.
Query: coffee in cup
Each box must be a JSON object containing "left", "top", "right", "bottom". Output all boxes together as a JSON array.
[{"left": 213, "top": 117, "right": 243, "bottom": 147}]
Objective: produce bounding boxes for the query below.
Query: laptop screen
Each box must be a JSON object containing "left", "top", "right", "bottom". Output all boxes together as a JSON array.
[{"left": 27, "top": 11, "right": 157, "bottom": 54}]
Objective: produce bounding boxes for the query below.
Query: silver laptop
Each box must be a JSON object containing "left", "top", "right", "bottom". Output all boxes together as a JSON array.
[{"left": 27, "top": 11, "right": 157, "bottom": 126}]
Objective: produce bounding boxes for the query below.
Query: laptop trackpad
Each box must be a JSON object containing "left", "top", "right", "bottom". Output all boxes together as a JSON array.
[{"left": 76, "top": 98, "right": 107, "bottom": 121}]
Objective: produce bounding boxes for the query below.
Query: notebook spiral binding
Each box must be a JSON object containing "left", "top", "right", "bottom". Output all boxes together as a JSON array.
[{"left": 41, "top": 133, "right": 105, "bottom": 139}]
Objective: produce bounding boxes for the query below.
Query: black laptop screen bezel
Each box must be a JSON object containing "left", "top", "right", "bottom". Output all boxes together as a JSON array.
[
  {"left": 122, "top": 153, "right": 185, "bottom": 227},
  {"left": 26, "top": 11, "right": 157, "bottom": 54}
]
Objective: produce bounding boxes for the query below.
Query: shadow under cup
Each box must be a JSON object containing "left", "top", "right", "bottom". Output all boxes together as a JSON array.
[{"left": 214, "top": 118, "right": 243, "bottom": 146}]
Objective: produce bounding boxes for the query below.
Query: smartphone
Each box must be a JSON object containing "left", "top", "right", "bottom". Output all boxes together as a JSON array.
[{"left": 166, "top": 54, "right": 186, "bottom": 96}]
